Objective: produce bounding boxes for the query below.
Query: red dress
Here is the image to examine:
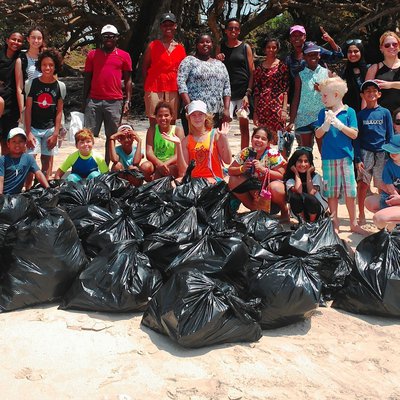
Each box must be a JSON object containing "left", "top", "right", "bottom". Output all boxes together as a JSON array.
[{"left": 253, "top": 60, "right": 289, "bottom": 133}]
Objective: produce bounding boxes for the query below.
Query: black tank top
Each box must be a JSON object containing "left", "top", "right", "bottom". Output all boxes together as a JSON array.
[
  {"left": 376, "top": 63, "right": 400, "bottom": 114},
  {"left": 221, "top": 42, "right": 250, "bottom": 100}
]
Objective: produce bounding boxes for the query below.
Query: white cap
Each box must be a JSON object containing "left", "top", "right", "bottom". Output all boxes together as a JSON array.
[
  {"left": 7, "top": 127, "right": 27, "bottom": 140},
  {"left": 187, "top": 100, "right": 207, "bottom": 115},
  {"left": 101, "top": 24, "right": 119, "bottom": 35}
]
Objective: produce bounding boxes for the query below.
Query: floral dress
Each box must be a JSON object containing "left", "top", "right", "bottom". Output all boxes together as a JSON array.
[{"left": 253, "top": 60, "right": 289, "bottom": 133}]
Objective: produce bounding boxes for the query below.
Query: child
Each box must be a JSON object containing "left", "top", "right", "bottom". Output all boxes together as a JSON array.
[
  {"left": 142, "top": 101, "right": 185, "bottom": 181},
  {"left": 315, "top": 76, "right": 368, "bottom": 235},
  {"left": 25, "top": 48, "right": 66, "bottom": 178},
  {"left": 54, "top": 128, "right": 108, "bottom": 182},
  {"left": 355, "top": 80, "right": 394, "bottom": 225},
  {"left": 0, "top": 127, "right": 49, "bottom": 194},
  {"left": 108, "top": 124, "right": 144, "bottom": 186},
  {"left": 392, "top": 107, "right": 400, "bottom": 134},
  {"left": 283, "top": 147, "right": 328, "bottom": 222},
  {"left": 287, "top": 42, "right": 330, "bottom": 149}
]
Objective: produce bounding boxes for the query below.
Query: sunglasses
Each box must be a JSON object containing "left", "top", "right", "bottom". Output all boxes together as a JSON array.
[
  {"left": 102, "top": 34, "right": 116, "bottom": 39},
  {"left": 384, "top": 42, "right": 399, "bottom": 48},
  {"left": 296, "top": 146, "right": 312, "bottom": 152},
  {"left": 346, "top": 39, "right": 362, "bottom": 45},
  {"left": 227, "top": 27, "right": 240, "bottom": 31},
  {"left": 394, "top": 119, "right": 400, "bottom": 125}
]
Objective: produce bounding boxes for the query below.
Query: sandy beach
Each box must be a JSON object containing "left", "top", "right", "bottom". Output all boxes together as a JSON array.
[{"left": 1, "top": 118, "right": 398, "bottom": 400}]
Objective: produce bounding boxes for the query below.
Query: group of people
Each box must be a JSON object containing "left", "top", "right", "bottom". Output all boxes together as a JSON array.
[{"left": 1, "top": 15, "right": 400, "bottom": 233}]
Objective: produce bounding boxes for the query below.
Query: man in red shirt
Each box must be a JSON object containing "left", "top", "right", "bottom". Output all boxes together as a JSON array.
[{"left": 83, "top": 24, "right": 132, "bottom": 164}]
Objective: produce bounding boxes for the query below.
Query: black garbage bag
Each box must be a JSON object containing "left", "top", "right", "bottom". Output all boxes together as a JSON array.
[
  {"left": 23, "top": 187, "right": 60, "bottom": 209},
  {"left": 0, "top": 205, "right": 88, "bottom": 312},
  {"left": 259, "top": 230, "right": 292, "bottom": 255},
  {"left": 234, "top": 211, "right": 284, "bottom": 242},
  {"left": 171, "top": 177, "right": 210, "bottom": 208},
  {"left": 60, "top": 240, "right": 163, "bottom": 312},
  {"left": 167, "top": 231, "right": 248, "bottom": 278},
  {"left": 131, "top": 176, "right": 174, "bottom": 205},
  {"left": 281, "top": 217, "right": 342, "bottom": 256},
  {"left": 130, "top": 198, "right": 181, "bottom": 235},
  {"left": 0, "top": 194, "right": 35, "bottom": 246},
  {"left": 68, "top": 204, "right": 116, "bottom": 240},
  {"left": 308, "top": 245, "right": 354, "bottom": 300},
  {"left": 247, "top": 255, "right": 322, "bottom": 329},
  {"left": 92, "top": 171, "right": 132, "bottom": 198},
  {"left": 196, "top": 180, "right": 230, "bottom": 212},
  {"left": 143, "top": 207, "right": 207, "bottom": 273},
  {"left": 57, "top": 179, "right": 111, "bottom": 211},
  {"left": 84, "top": 209, "right": 144, "bottom": 258},
  {"left": 332, "top": 229, "right": 400, "bottom": 317},
  {"left": 141, "top": 270, "right": 262, "bottom": 348}
]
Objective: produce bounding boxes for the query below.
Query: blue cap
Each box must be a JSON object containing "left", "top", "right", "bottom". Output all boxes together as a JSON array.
[
  {"left": 303, "top": 41, "right": 321, "bottom": 54},
  {"left": 382, "top": 135, "right": 400, "bottom": 154}
]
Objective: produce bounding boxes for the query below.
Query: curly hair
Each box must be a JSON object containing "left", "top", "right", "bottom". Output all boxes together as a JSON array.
[
  {"left": 319, "top": 76, "right": 348, "bottom": 97},
  {"left": 36, "top": 47, "right": 63, "bottom": 74}
]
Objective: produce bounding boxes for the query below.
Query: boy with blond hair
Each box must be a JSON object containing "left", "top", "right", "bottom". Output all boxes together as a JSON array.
[
  {"left": 315, "top": 76, "right": 368, "bottom": 235},
  {"left": 54, "top": 128, "right": 108, "bottom": 182}
]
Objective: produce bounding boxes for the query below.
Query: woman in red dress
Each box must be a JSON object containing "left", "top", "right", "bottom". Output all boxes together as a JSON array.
[{"left": 253, "top": 38, "right": 289, "bottom": 144}]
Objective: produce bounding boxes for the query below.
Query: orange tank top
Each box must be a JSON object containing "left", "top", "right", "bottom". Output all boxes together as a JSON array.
[{"left": 187, "top": 129, "right": 223, "bottom": 179}]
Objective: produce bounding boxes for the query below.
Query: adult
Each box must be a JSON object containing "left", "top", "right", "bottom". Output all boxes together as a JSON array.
[
  {"left": 228, "top": 126, "right": 289, "bottom": 220},
  {"left": 177, "top": 33, "right": 231, "bottom": 132},
  {"left": 365, "top": 31, "right": 400, "bottom": 115},
  {"left": 341, "top": 39, "right": 368, "bottom": 113},
  {"left": 163, "top": 100, "right": 231, "bottom": 182},
  {"left": 286, "top": 25, "right": 342, "bottom": 103},
  {"left": 0, "top": 31, "right": 24, "bottom": 155},
  {"left": 20, "top": 26, "right": 45, "bottom": 82},
  {"left": 142, "top": 12, "right": 186, "bottom": 127},
  {"left": 83, "top": 24, "right": 132, "bottom": 164},
  {"left": 217, "top": 18, "right": 254, "bottom": 149},
  {"left": 253, "top": 38, "right": 289, "bottom": 146}
]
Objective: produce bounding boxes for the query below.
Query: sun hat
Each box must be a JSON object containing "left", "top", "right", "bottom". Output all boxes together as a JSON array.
[
  {"left": 360, "top": 80, "right": 380, "bottom": 92},
  {"left": 7, "top": 127, "right": 27, "bottom": 141},
  {"left": 303, "top": 41, "right": 321, "bottom": 54},
  {"left": 160, "top": 13, "right": 177, "bottom": 24},
  {"left": 187, "top": 100, "right": 207, "bottom": 115},
  {"left": 290, "top": 25, "right": 306, "bottom": 35},
  {"left": 101, "top": 24, "right": 119, "bottom": 35},
  {"left": 382, "top": 135, "right": 400, "bottom": 154}
]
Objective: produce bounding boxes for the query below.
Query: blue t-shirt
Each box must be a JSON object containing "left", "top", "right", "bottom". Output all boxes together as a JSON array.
[
  {"left": 0, "top": 153, "right": 39, "bottom": 194},
  {"left": 116, "top": 145, "right": 137, "bottom": 169},
  {"left": 354, "top": 106, "right": 394, "bottom": 163},
  {"left": 382, "top": 158, "right": 400, "bottom": 191},
  {"left": 317, "top": 106, "right": 358, "bottom": 160}
]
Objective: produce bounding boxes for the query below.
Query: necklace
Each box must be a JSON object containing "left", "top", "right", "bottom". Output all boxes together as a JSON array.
[{"left": 10, "top": 156, "right": 21, "bottom": 176}]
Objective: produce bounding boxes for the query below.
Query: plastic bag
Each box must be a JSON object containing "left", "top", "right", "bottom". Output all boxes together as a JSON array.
[
  {"left": 247, "top": 255, "right": 322, "bottom": 329},
  {"left": 332, "top": 228, "right": 400, "bottom": 317},
  {"left": 141, "top": 270, "right": 262, "bottom": 348},
  {"left": 0, "top": 205, "right": 88, "bottom": 312},
  {"left": 69, "top": 111, "right": 84, "bottom": 143},
  {"left": 60, "top": 240, "right": 163, "bottom": 312},
  {"left": 143, "top": 207, "right": 207, "bottom": 273}
]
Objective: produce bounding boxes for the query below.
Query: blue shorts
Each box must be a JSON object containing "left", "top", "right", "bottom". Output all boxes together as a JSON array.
[{"left": 27, "top": 127, "right": 58, "bottom": 156}]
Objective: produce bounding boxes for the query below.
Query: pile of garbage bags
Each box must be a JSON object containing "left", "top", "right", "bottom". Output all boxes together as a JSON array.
[{"left": 1, "top": 172, "right": 399, "bottom": 348}]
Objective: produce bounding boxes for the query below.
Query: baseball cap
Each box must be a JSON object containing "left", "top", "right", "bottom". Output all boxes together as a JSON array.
[
  {"left": 101, "top": 24, "right": 119, "bottom": 35},
  {"left": 360, "top": 80, "right": 380, "bottom": 92},
  {"left": 160, "top": 13, "right": 177, "bottom": 24},
  {"left": 7, "top": 127, "right": 27, "bottom": 141},
  {"left": 303, "top": 41, "right": 321, "bottom": 54},
  {"left": 382, "top": 135, "right": 400, "bottom": 154},
  {"left": 290, "top": 25, "right": 306, "bottom": 35},
  {"left": 187, "top": 100, "right": 207, "bottom": 115}
]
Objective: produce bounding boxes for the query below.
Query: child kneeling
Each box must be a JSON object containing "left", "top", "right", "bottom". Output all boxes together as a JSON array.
[{"left": 54, "top": 128, "right": 108, "bottom": 182}]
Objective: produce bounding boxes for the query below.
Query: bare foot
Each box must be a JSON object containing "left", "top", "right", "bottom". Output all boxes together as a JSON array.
[
  {"left": 350, "top": 224, "right": 369, "bottom": 236},
  {"left": 358, "top": 215, "right": 367, "bottom": 226}
]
